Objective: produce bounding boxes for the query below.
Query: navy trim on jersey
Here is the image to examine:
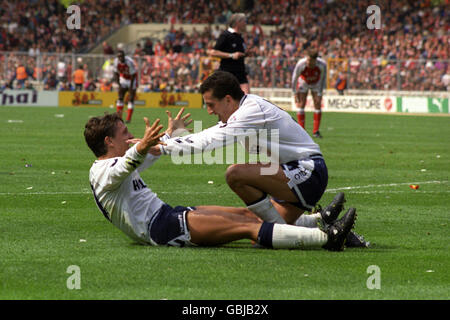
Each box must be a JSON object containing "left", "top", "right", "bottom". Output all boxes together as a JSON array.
[
  {"left": 239, "top": 94, "right": 248, "bottom": 107},
  {"left": 90, "top": 184, "right": 111, "bottom": 222}
]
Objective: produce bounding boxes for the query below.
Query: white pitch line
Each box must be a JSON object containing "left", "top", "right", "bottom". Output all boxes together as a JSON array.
[
  {"left": 0, "top": 191, "right": 216, "bottom": 196},
  {"left": 342, "top": 190, "right": 450, "bottom": 194},
  {"left": 0, "top": 180, "right": 447, "bottom": 196},
  {"left": 325, "top": 180, "right": 447, "bottom": 192}
]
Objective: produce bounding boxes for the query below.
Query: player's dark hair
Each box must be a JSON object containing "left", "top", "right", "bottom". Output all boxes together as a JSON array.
[
  {"left": 200, "top": 71, "right": 245, "bottom": 101},
  {"left": 307, "top": 49, "right": 319, "bottom": 59},
  {"left": 84, "top": 113, "right": 123, "bottom": 157}
]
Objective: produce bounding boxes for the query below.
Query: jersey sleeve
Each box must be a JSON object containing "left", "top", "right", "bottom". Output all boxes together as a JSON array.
[
  {"left": 160, "top": 124, "right": 230, "bottom": 156},
  {"left": 213, "top": 32, "right": 228, "bottom": 52},
  {"left": 126, "top": 57, "right": 137, "bottom": 75},
  {"left": 136, "top": 153, "right": 160, "bottom": 173},
  {"left": 319, "top": 60, "right": 327, "bottom": 92},
  {"left": 291, "top": 60, "right": 304, "bottom": 93},
  {"left": 136, "top": 133, "right": 171, "bottom": 172},
  {"left": 160, "top": 102, "right": 266, "bottom": 156},
  {"left": 112, "top": 59, "right": 118, "bottom": 73},
  {"left": 91, "top": 144, "right": 146, "bottom": 190}
]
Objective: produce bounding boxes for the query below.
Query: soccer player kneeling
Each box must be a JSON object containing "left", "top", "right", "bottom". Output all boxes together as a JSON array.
[{"left": 84, "top": 111, "right": 356, "bottom": 251}]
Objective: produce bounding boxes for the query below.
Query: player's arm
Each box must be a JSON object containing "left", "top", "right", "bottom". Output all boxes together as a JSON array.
[
  {"left": 291, "top": 60, "right": 303, "bottom": 94},
  {"left": 113, "top": 72, "right": 120, "bottom": 87},
  {"left": 208, "top": 48, "right": 244, "bottom": 60},
  {"left": 208, "top": 33, "right": 244, "bottom": 60},
  {"left": 160, "top": 103, "right": 264, "bottom": 156},
  {"left": 128, "top": 108, "right": 193, "bottom": 157},
  {"left": 128, "top": 58, "right": 138, "bottom": 88},
  {"left": 319, "top": 62, "right": 327, "bottom": 93},
  {"left": 131, "top": 73, "right": 137, "bottom": 88},
  {"left": 112, "top": 60, "right": 120, "bottom": 86},
  {"left": 95, "top": 119, "right": 165, "bottom": 189}
]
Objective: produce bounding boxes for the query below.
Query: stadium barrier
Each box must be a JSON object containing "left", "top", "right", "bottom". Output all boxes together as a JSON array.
[
  {"left": 252, "top": 88, "right": 449, "bottom": 114},
  {"left": 1, "top": 51, "right": 448, "bottom": 93},
  {"left": 2, "top": 88, "right": 446, "bottom": 115},
  {"left": 58, "top": 91, "right": 202, "bottom": 108},
  {"left": 0, "top": 89, "right": 58, "bottom": 107}
]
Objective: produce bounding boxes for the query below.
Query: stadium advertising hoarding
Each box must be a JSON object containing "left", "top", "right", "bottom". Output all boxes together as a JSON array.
[
  {"left": 397, "top": 97, "right": 449, "bottom": 114},
  {"left": 322, "top": 95, "right": 449, "bottom": 114},
  {"left": 58, "top": 91, "right": 203, "bottom": 108},
  {"left": 323, "top": 95, "right": 397, "bottom": 113},
  {"left": 0, "top": 90, "right": 58, "bottom": 107}
]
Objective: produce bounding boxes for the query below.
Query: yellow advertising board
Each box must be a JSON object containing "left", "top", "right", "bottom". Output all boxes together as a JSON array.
[{"left": 58, "top": 91, "right": 203, "bottom": 108}]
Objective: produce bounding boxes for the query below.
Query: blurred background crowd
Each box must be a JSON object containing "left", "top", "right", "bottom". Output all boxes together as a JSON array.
[{"left": 0, "top": 0, "right": 448, "bottom": 92}]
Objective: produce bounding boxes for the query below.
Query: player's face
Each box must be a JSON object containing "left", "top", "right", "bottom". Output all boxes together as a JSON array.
[
  {"left": 203, "top": 90, "right": 236, "bottom": 123},
  {"left": 108, "top": 120, "right": 134, "bottom": 156},
  {"left": 117, "top": 52, "right": 125, "bottom": 63},
  {"left": 307, "top": 56, "right": 316, "bottom": 67}
]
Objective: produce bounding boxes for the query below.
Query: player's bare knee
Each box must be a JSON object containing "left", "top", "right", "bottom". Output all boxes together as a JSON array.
[{"left": 225, "top": 164, "right": 245, "bottom": 187}]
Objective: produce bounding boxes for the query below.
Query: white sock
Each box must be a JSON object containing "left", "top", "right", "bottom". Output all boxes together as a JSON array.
[
  {"left": 127, "top": 102, "right": 134, "bottom": 110},
  {"left": 247, "top": 196, "right": 286, "bottom": 224},
  {"left": 294, "top": 213, "right": 321, "bottom": 228},
  {"left": 272, "top": 224, "right": 327, "bottom": 249}
]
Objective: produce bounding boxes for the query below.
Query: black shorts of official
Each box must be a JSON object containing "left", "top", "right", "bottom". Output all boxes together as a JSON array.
[
  {"left": 219, "top": 68, "right": 248, "bottom": 84},
  {"left": 273, "top": 156, "right": 328, "bottom": 211},
  {"left": 148, "top": 204, "right": 196, "bottom": 247}
]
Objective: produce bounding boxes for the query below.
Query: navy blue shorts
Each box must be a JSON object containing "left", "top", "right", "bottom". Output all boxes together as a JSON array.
[
  {"left": 148, "top": 204, "right": 196, "bottom": 247},
  {"left": 274, "top": 156, "right": 328, "bottom": 211}
]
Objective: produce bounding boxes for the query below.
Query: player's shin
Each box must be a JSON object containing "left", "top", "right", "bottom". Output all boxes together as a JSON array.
[
  {"left": 247, "top": 195, "right": 286, "bottom": 224},
  {"left": 257, "top": 222, "right": 327, "bottom": 249},
  {"left": 313, "top": 109, "right": 322, "bottom": 133},
  {"left": 297, "top": 109, "right": 305, "bottom": 128},
  {"left": 116, "top": 100, "right": 124, "bottom": 118},
  {"left": 126, "top": 102, "right": 134, "bottom": 122}
]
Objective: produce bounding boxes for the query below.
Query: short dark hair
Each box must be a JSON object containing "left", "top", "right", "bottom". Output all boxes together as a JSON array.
[
  {"left": 84, "top": 113, "right": 123, "bottom": 157},
  {"left": 199, "top": 71, "right": 245, "bottom": 101},
  {"left": 307, "top": 49, "right": 319, "bottom": 59}
]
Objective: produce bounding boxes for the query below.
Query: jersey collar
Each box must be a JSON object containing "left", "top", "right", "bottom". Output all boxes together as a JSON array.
[{"left": 239, "top": 94, "right": 248, "bottom": 107}]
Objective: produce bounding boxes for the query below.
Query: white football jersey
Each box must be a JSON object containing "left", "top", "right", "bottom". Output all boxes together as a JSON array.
[
  {"left": 89, "top": 144, "right": 165, "bottom": 244},
  {"left": 113, "top": 56, "right": 136, "bottom": 80},
  {"left": 161, "top": 94, "right": 322, "bottom": 163},
  {"left": 291, "top": 57, "right": 327, "bottom": 92}
]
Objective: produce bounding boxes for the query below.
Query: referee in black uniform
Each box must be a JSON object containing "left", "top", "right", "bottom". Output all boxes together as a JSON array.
[{"left": 208, "top": 13, "right": 250, "bottom": 94}]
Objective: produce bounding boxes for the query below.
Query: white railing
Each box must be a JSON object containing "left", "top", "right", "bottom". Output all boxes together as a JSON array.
[{"left": 0, "top": 51, "right": 448, "bottom": 94}]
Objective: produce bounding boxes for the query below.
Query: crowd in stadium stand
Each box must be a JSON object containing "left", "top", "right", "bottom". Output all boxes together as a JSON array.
[{"left": 0, "top": 0, "right": 448, "bottom": 91}]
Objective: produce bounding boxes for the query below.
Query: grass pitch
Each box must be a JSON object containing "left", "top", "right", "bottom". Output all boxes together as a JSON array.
[{"left": 0, "top": 106, "right": 449, "bottom": 300}]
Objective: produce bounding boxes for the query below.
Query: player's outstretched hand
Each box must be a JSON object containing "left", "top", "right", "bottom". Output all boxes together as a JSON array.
[
  {"left": 136, "top": 117, "right": 166, "bottom": 155},
  {"left": 166, "top": 107, "right": 193, "bottom": 137}
]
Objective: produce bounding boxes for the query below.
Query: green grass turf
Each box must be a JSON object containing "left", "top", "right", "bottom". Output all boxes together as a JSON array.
[{"left": 0, "top": 106, "right": 449, "bottom": 300}]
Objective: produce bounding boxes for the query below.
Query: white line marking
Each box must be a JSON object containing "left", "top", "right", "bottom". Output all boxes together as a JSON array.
[
  {"left": 325, "top": 180, "right": 447, "bottom": 192},
  {"left": 0, "top": 180, "right": 447, "bottom": 196}
]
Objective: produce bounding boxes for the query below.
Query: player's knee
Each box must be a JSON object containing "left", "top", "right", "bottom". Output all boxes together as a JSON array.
[{"left": 225, "top": 164, "right": 246, "bottom": 187}]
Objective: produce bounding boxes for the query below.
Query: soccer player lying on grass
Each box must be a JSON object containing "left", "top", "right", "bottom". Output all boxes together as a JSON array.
[
  {"left": 83, "top": 110, "right": 356, "bottom": 251},
  {"left": 153, "top": 71, "right": 368, "bottom": 248}
]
